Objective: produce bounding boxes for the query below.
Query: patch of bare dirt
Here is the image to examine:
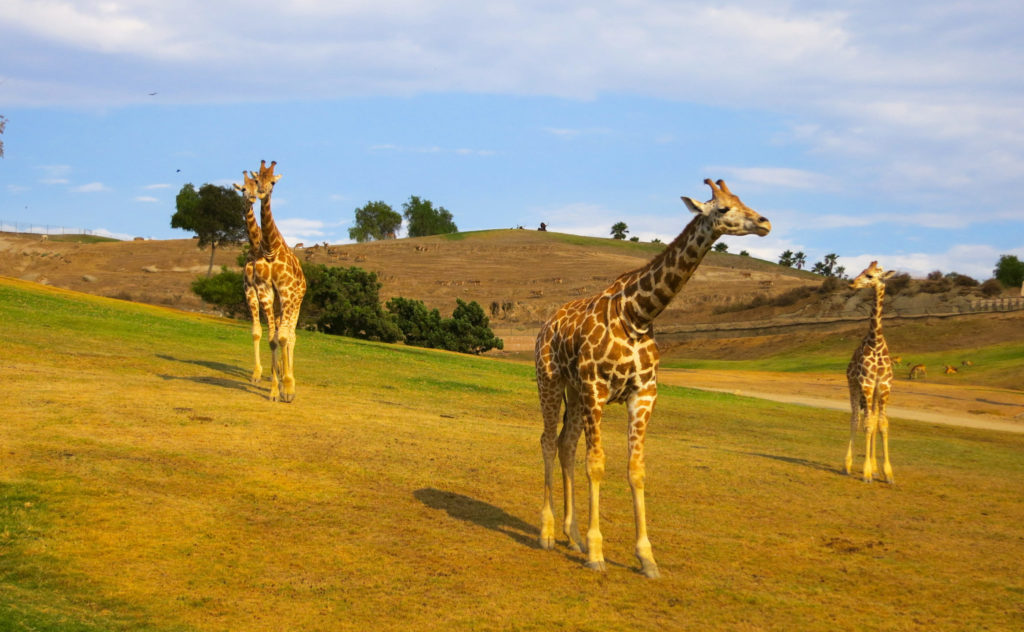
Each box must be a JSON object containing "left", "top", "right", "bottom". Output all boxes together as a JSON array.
[{"left": 659, "top": 368, "right": 1024, "bottom": 434}]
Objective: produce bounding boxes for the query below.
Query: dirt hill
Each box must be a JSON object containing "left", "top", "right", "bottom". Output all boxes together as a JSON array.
[{"left": 2, "top": 229, "right": 1020, "bottom": 356}]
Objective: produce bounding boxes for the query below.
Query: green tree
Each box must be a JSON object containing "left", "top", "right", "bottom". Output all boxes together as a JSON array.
[
  {"left": 301, "top": 264, "right": 403, "bottom": 342},
  {"left": 349, "top": 201, "right": 402, "bottom": 242},
  {"left": 778, "top": 250, "right": 795, "bottom": 267},
  {"left": 610, "top": 222, "right": 629, "bottom": 240},
  {"left": 385, "top": 297, "right": 442, "bottom": 347},
  {"left": 811, "top": 253, "right": 844, "bottom": 278},
  {"left": 190, "top": 267, "right": 246, "bottom": 316},
  {"left": 403, "top": 196, "right": 458, "bottom": 237},
  {"left": 994, "top": 254, "right": 1024, "bottom": 287},
  {"left": 386, "top": 297, "right": 503, "bottom": 354},
  {"left": 171, "top": 183, "right": 248, "bottom": 275},
  {"left": 713, "top": 242, "right": 728, "bottom": 253},
  {"left": 793, "top": 251, "right": 807, "bottom": 269}
]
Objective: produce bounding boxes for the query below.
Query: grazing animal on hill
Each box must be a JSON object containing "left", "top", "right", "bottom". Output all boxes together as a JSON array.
[
  {"left": 846, "top": 261, "right": 896, "bottom": 484},
  {"left": 944, "top": 365, "right": 958, "bottom": 375},
  {"left": 535, "top": 179, "right": 771, "bottom": 577},
  {"left": 909, "top": 364, "right": 926, "bottom": 380}
]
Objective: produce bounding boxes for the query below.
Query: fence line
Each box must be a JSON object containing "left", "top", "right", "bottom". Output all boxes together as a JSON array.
[{"left": 0, "top": 221, "right": 95, "bottom": 236}]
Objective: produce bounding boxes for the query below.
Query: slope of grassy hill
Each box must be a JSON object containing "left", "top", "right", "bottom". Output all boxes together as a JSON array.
[{"left": 2, "top": 278, "right": 1023, "bottom": 631}]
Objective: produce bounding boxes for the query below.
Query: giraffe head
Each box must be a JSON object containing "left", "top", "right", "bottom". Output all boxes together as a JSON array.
[
  {"left": 681, "top": 179, "right": 771, "bottom": 237},
  {"left": 233, "top": 170, "right": 260, "bottom": 205},
  {"left": 250, "top": 159, "right": 282, "bottom": 200},
  {"left": 850, "top": 261, "right": 896, "bottom": 290}
]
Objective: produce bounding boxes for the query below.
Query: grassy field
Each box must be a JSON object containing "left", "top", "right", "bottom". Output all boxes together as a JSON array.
[{"left": 2, "top": 277, "right": 1023, "bottom": 631}]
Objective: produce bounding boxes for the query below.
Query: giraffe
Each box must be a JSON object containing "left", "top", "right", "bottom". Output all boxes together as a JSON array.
[
  {"left": 845, "top": 261, "right": 896, "bottom": 484},
  {"left": 251, "top": 160, "right": 307, "bottom": 403},
  {"left": 234, "top": 170, "right": 277, "bottom": 385},
  {"left": 535, "top": 179, "right": 771, "bottom": 577}
]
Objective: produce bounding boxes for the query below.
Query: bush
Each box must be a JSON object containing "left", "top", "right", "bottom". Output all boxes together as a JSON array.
[
  {"left": 386, "top": 297, "right": 503, "bottom": 354},
  {"left": 819, "top": 276, "right": 844, "bottom": 293},
  {"left": 946, "top": 272, "right": 979, "bottom": 287},
  {"left": 994, "top": 254, "right": 1024, "bottom": 287},
  {"left": 301, "top": 264, "right": 402, "bottom": 342},
  {"left": 886, "top": 273, "right": 912, "bottom": 295},
  {"left": 919, "top": 275, "right": 952, "bottom": 294},
  {"left": 191, "top": 267, "right": 246, "bottom": 316},
  {"left": 980, "top": 278, "right": 1004, "bottom": 297}
]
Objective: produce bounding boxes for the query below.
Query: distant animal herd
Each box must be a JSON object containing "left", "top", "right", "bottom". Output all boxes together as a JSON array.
[{"left": 235, "top": 164, "right": 950, "bottom": 578}]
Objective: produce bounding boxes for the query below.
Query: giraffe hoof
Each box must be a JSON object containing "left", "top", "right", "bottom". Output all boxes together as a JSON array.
[
  {"left": 280, "top": 393, "right": 295, "bottom": 403},
  {"left": 539, "top": 535, "right": 555, "bottom": 550},
  {"left": 639, "top": 561, "right": 661, "bottom": 579},
  {"left": 585, "top": 560, "right": 606, "bottom": 573}
]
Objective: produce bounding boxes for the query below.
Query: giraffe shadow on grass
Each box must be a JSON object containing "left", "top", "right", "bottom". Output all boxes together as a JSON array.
[
  {"left": 156, "top": 354, "right": 261, "bottom": 395},
  {"left": 415, "top": 488, "right": 539, "bottom": 549},
  {"left": 414, "top": 488, "right": 631, "bottom": 571}
]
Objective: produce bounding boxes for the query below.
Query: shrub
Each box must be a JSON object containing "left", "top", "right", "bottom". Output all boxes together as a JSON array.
[
  {"left": 946, "top": 272, "right": 979, "bottom": 287},
  {"left": 191, "top": 267, "right": 246, "bottom": 316},
  {"left": 386, "top": 297, "right": 503, "bottom": 354},
  {"left": 885, "top": 273, "right": 912, "bottom": 295},
  {"left": 980, "top": 278, "right": 1004, "bottom": 297},
  {"left": 301, "top": 264, "right": 402, "bottom": 342},
  {"left": 819, "top": 276, "right": 844, "bottom": 293}
]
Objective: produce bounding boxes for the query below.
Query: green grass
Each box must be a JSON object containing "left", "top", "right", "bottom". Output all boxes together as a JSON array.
[
  {"left": 44, "top": 234, "right": 120, "bottom": 243},
  {"left": 2, "top": 277, "right": 1023, "bottom": 631}
]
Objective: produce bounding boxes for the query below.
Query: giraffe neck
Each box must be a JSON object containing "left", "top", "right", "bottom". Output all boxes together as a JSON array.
[
  {"left": 864, "top": 283, "right": 886, "bottom": 347},
  {"left": 243, "top": 202, "right": 264, "bottom": 259},
  {"left": 259, "top": 193, "right": 288, "bottom": 259},
  {"left": 618, "top": 214, "right": 718, "bottom": 331}
]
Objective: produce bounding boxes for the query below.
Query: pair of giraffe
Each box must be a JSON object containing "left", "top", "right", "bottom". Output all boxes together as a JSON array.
[
  {"left": 234, "top": 160, "right": 307, "bottom": 403},
  {"left": 535, "top": 179, "right": 894, "bottom": 578}
]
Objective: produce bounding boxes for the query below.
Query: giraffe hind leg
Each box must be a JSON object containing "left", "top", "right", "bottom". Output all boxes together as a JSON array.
[{"left": 537, "top": 376, "right": 562, "bottom": 551}]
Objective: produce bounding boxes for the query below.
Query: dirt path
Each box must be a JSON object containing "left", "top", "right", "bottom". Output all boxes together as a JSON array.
[{"left": 659, "top": 368, "right": 1024, "bottom": 434}]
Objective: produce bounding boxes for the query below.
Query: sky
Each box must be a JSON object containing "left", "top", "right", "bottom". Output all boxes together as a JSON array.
[{"left": 1, "top": 1, "right": 1022, "bottom": 280}]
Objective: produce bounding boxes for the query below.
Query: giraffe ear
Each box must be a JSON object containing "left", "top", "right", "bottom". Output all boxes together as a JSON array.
[
  {"left": 681, "top": 196, "right": 710, "bottom": 215},
  {"left": 272, "top": 174, "right": 283, "bottom": 184},
  {"left": 233, "top": 182, "right": 243, "bottom": 192},
  {"left": 882, "top": 270, "right": 897, "bottom": 280}
]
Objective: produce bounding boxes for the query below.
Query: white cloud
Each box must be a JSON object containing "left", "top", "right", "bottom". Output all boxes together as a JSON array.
[
  {"left": 144, "top": 183, "right": 171, "bottom": 190},
  {"left": 71, "top": 182, "right": 110, "bottom": 193},
  {"left": 134, "top": 196, "right": 159, "bottom": 203},
  {"left": 711, "top": 166, "right": 839, "bottom": 192},
  {"left": 842, "top": 243, "right": 1024, "bottom": 280}
]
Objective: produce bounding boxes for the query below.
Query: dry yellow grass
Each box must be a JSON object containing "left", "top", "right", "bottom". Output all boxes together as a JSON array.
[{"left": 2, "top": 277, "right": 1023, "bottom": 631}]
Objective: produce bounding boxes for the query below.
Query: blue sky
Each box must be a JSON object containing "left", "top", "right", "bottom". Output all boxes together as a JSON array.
[{"left": 1, "top": 1, "right": 1022, "bottom": 280}]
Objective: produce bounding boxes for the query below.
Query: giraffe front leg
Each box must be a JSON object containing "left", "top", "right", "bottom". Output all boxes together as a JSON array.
[
  {"left": 862, "top": 416, "right": 877, "bottom": 484},
  {"left": 268, "top": 335, "right": 281, "bottom": 402},
  {"left": 879, "top": 408, "right": 894, "bottom": 484},
  {"left": 537, "top": 378, "right": 562, "bottom": 550},
  {"left": 245, "top": 283, "right": 263, "bottom": 384},
  {"left": 558, "top": 420, "right": 585, "bottom": 553},
  {"left": 584, "top": 442, "right": 606, "bottom": 572},
  {"left": 628, "top": 388, "right": 660, "bottom": 578},
  {"left": 845, "top": 404, "right": 859, "bottom": 476},
  {"left": 277, "top": 327, "right": 296, "bottom": 403}
]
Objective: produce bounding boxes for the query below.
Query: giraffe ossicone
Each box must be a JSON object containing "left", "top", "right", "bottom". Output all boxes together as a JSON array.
[
  {"left": 535, "top": 178, "right": 770, "bottom": 578},
  {"left": 845, "top": 261, "right": 896, "bottom": 484}
]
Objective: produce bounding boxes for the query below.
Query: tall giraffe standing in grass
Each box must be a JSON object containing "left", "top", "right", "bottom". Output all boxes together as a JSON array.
[
  {"left": 252, "top": 160, "right": 306, "bottom": 403},
  {"left": 845, "top": 261, "right": 896, "bottom": 483},
  {"left": 535, "top": 179, "right": 771, "bottom": 577},
  {"left": 234, "top": 170, "right": 276, "bottom": 385}
]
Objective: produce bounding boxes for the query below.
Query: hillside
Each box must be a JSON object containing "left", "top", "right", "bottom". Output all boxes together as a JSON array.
[{"left": 2, "top": 229, "right": 1021, "bottom": 357}]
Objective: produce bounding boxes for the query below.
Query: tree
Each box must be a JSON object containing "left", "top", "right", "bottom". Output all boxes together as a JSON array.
[
  {"left": 994, "top": 254, "right": 1024, "bottom": 287},
  {"left": 301, "top": 264, "right": 403, "bottom": 342},
  {"left": 403, "top": 195, "right": 457, "bottom": 237},
  {"left": 811, "top": 253, "right": 844, "bottom": 278},
  {"left": 713, "top": 242, "right": 728, "bottom": 253},
  {"left": 349, "top": 201, "right": 402, "bottom": 242},
  {"left": 385, "top": 296, "right": 442, "bottom": 347},
  {"left": 778, "top": 250, "right": 795, "bottom": 267},
  {"left": 739, "top": 250, "right": 750, "bottom": 257},
  {"left": 0, "top": 115, "right": 7, "bottom": 158},
  {"left": 793, "top": 251, "right": 807, "bottom": 270},
  {"left": 171, "top": 183, "right": 248, "bottom": 275},
  {"left": 610, "top": 222, "right": 629, "bottom": 240}
]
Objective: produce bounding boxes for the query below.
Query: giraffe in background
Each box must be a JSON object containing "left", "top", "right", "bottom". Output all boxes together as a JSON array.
[
  {"left": 535, "top": 179, "right": 771, "bottom": 577},
  {"left": 251, "top": 160, "right": 306, "bottom": 403},
  {"left": 845, "top": 261, "right": 896, "bottom": 484},
  {"left": 234, "top": 170, "right": 276, "bottom": 385}
]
